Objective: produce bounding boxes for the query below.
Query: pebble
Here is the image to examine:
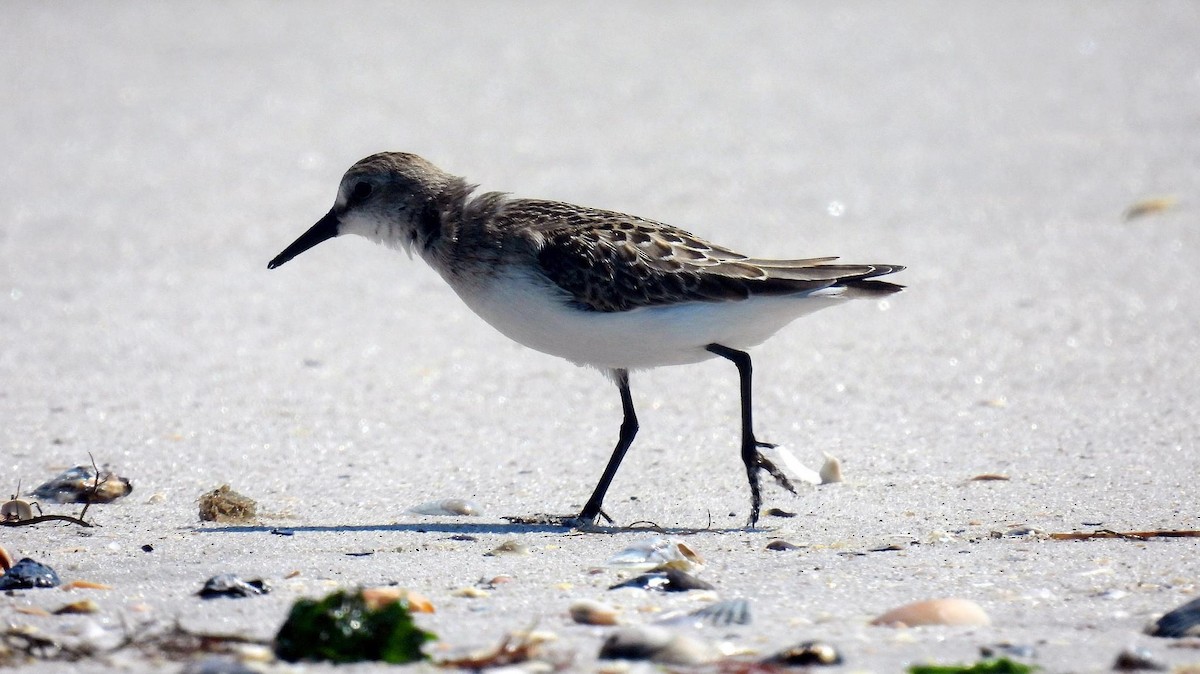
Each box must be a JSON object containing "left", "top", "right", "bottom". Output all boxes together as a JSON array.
[
  {"left": 1146, "top": 595, "right": 1200, "bottom": 637},
  {"left": 197, "top": 574, "right": 269, "bottom": 598},
  {"left": 408, "top": 498, "right": 482, "bottom": 516},
  {"left": 598, "top": 626, "right": 718, "bottom": 665},
  {"left": 0, "top": 557, "right": 61, "bottom": 589},
  {"left": 871, "top": 598, "right": 990, "bottom": 627}
]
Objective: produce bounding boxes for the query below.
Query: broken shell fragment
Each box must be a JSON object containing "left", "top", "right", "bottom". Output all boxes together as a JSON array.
[
  {"left": 758, "top": 446, "right": 821, "bottom": 485},
  {"left": 198, "top": 485, "right": 257, "bottom": 523},
  {"left": 2, "top": 497, "right": 35, "bottom": 522},
  {"left": 197, "top": 574, "right": 269, "bottom": 598},
  {"left": 361, "top": 587, "right": 435, "bottom": 613},
  {"left": 0, "top": 545, "right": 13, "bottom": 571},
  {"left": 1147, "top": 595, "right": 1200, "bottom": 638},
  {"left": 764, "top": 640, "right": 843, "bottom": 666},
  {"left": 570, "top": 599, "right": 621, "bottom": 625},
  {"left": 602, "top": 537, "right": 704, "bottom": 572},
  {"left": 598, "top": 626, "right": 719, "bottom": 665},
  {"left": 60, "top": 580, "right": 112, "bottom": 591},
  {"left": 54, "top": 599, "right": 100, "bottom": 615},
  {"left": 485, "top": 540, "right": 530, "bottom": 556},
  {"left": 871, "top": 598, "right": 990, "bottom": 627},
  {"left": 0, "top": 557, "right": 61, "bottom": 589},
  {"left": 32, "top": 465, "right": 133, "bottom": 504},
  {"left": 766, "top": 539, "right": 802, "bottom": 551},
  {"left": 819, "top": 452, "right": 843, "bottom": 484},
  {"left": 408, "top": 498, "right": 481, "bottom": 516}
]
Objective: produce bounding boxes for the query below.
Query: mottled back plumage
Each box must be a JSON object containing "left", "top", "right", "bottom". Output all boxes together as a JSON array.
[{"left": 489, "top": 200, "right": 903, "bottom": 312}]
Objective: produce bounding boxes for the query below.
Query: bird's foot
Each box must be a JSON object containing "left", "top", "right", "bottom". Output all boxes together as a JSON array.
[
  {"left": 506, "top": 508, "right": 613, "bottom": 531},
  {"left": 755, "top": 441, "right": 797, "bottom": 495}
]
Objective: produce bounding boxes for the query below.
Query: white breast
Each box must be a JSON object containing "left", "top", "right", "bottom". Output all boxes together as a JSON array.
[{"left": 445, "top": 268, "right": 848, "bottom": 371}]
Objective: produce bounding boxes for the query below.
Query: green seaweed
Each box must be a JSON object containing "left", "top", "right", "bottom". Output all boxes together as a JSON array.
[
  {"left": 274, "top": 589, "right": 435, "bottom": 664},
  {"left": 910, "top": 658, "right": 1035, "bottom": 674}
]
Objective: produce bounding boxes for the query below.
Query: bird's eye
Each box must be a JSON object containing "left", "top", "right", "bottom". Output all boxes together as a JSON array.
[{"left": 349, "top": 181, "right": 373, "bottom": 203}]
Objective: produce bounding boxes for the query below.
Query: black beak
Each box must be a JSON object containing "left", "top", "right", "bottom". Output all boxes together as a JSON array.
[{"left": 268, "top": 209, "right": 340, "bottom": 269}]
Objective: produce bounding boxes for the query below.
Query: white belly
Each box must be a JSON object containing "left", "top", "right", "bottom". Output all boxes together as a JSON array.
[{"left": 448, "top": 268, "right": 847, "bottom": 370}]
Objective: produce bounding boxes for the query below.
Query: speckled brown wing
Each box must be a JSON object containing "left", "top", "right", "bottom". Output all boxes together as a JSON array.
[{"left": 501, "top": 200, "right": 902, "bottom": 313}]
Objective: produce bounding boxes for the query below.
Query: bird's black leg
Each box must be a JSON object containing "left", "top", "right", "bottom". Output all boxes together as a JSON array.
[
  {"left": 706, "top": 344, "right": 796, "bottom": 527},
  {"left": 572, "top": 369, "right": 638, "bottom": 527}
]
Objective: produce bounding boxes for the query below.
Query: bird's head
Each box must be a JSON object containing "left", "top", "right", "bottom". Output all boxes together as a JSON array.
[{"left": 268, "top": 152, "right": 453, "bottom": 269}]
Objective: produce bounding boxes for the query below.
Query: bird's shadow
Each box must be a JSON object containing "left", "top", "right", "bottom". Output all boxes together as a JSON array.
[{"left": 191, "top": 520, "right": 749, "bottom": 536}]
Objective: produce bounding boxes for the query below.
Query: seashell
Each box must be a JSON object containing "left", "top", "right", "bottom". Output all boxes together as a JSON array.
[
  {"left": 54, "top": 599, "right": 100, "bottom": 615},
  {"left": 766, "top": 539, "right": 802, "bottom": 551},
  {"left": 198, "top": 484, "right": 256, "bottom": 523},
  {"left": 0, "top": 557, "right": 61, "bottom": 589},
  {"left": 570, "top": 599, "right": 620, "bottom": 625},
  {"left": 1123, "top": 196, "right": 1177, "bottom": 221},
  {"left": 758, "top": 446, "right": 821, "bottom": 485},
  {"left": 452, "top": 586, "right": 489, "bottom": 598},
  {"left": 819, "top": 452, "right": 843, "bottom": 484},
  {"left": 598, "top": 626, "right": 719, "bottom": 665},
  {"left": 602, "top": 537, "right": 704, "bottom": 572},
  {"left": 485, "top": 540, "right": 529, "bottom": 556},
  {"left": 197, "top": 574, "right": 268, "bottom": 599},
  {"left": 658, "top": 598, "right": 751, "bottom": 627},
  {"left": 408, "top": 498, "right": 481, "bottom": 516},
  {"left": 14, "top": 606, "right": 51, "bottom": 616},
  {"left": 609, "top": 568, "right": 713, "bottom": 592},
  {"left": 764, "top": 640, "right": 843, "bottom": 666},
  {"left": 1113, "top": 646, "right": 1167, "bottom": 670},
  {"left": 0, "top": 545, "right": 14, "bottom": 571},
  {"left": 2, "top": 496, "right": 35, "bottom": 522},
  {"left": 60, "top": 579, "right": 112, "bottom": 591},
  {"left": 361, "top": 587, "right": 435, "bottom": 613},
  {"left": 1146, "top": 595, "right": 1200, "bottom": 638},
  {"left": 32, "top": 465, "right": 133, "bottom": 504},
  {"left": 765, "top": 507, "right": 797, "bottom": 518},
  {"left": 871, "top": 597, "right": 990, "bottom": 627}
]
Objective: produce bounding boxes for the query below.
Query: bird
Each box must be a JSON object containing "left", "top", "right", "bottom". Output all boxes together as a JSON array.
[{"left": 268, "top": 152, "right": 903, "bottom": 528}]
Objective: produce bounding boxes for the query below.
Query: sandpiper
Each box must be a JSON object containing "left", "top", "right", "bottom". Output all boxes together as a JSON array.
[{"left": 269, "top": 152, "right": 903, "bottom": 528}]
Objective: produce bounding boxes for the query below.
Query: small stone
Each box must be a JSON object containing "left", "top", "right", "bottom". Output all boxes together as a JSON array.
[
  {"left": 0, "top": 557, "right": 61, "bottom": 589},
  {"left": 871, "top": 598, "right": 990, "bottom": 627}
]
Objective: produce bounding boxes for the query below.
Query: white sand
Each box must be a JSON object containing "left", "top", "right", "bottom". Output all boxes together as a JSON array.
[{"left": 3, "top": 3, "right": 1199, "bottom": 671}]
